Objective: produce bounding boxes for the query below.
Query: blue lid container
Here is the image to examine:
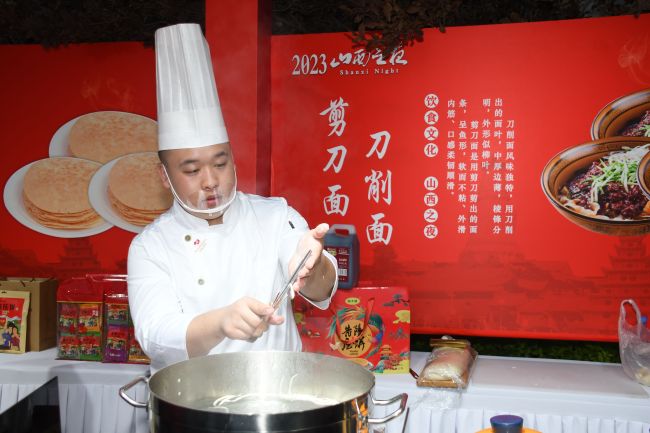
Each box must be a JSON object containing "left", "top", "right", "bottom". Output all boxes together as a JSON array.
[
  {"left": 490, "top": 415, "right": 523, "bottom": 433},
  {"left": 324, "top": 224, "right": 359, "bottom": 289}
]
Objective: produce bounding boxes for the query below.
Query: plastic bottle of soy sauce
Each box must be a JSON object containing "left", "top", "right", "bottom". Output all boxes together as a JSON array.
[{"left": 324, "top": 224, "right": 359, "bottom": 289}]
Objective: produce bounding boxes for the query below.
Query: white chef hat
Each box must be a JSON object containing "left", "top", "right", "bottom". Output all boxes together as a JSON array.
[{"left": 155, "top": 23, "right": 229, "bottom": 151}]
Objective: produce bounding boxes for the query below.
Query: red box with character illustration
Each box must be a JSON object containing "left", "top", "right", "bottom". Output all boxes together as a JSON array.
[{"left": 293, "top": 286, "right": 410, "bottom": 374}]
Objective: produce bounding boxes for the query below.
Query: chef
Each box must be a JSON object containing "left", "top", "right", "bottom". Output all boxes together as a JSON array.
[{"left": 127, "top": 23, "right": 338, "bottom": 373}]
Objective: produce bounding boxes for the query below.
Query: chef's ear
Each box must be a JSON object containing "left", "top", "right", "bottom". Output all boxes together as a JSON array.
[
  {"left": 157, "top": 151, "right": 172, "bottom": 189},
  {"left": 158, "top": 163, "right": 172, "bottom": 189}
]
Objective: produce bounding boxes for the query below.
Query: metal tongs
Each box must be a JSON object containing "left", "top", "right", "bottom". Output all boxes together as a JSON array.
[{"left": 270, "top": 250, "right": 312, "bottom": 310}]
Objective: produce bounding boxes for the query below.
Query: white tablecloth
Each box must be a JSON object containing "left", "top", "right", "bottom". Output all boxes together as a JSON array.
[
  {"left": 0, "top": 348, "right": 149, "bottom": 433},
  {"left": 374, "top": 352, "right": 650, "bottom": 433},
  {"left": 1, "top": 350, "right": 649, "bottom": 433}
]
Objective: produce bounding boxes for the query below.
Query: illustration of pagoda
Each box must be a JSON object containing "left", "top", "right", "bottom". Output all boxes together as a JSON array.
[
  {"left": 53, "top": 238, "right": 103, "bottom": 279},
  {"left": 586, "top": 236, "right": 650, "bottom": 324},
  {"left": 595, "top": 237, "right": 650, "bottom": 297}
]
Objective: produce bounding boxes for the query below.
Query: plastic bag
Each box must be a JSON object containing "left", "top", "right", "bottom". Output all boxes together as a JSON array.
[
  {"left": 618, "top": 299, "right": 650, "bottom": 386},
  {"left": 415, "top": 337, "right": 477, "bottom": 389}
]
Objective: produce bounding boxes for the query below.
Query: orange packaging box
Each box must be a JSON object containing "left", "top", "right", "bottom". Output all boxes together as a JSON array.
[{"left": 293, "top": 286, "right": 410, "bottom": 374}]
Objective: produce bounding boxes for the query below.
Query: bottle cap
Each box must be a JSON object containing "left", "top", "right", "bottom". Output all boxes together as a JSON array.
[{"left": 490, "top": 415, "right": 523, "bottom": 433}]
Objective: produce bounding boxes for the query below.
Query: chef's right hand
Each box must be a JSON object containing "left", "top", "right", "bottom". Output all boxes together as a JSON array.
[
  {"left": 187, "top": 297, "right": 286, "bottom": 357},
  {"left": 219, "top": 297, "right": 284, "bottom": 341}
]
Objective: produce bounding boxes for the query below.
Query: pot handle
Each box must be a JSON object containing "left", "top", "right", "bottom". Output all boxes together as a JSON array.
[
  {"left": 367, "top": 393, "right": 408, "bottom": 424},
  {"left": 119, "top": 375, "right": 149, "bottom": 408}
]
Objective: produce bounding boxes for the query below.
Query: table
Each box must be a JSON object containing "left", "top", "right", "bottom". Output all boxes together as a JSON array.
[
  {"left": 0, "top": 348, "right": 149, "bottom": 433},
  {"left": 374, "top": 352, "right": 650, "bottom": 433},
  {"left": 1, "top": 350, "right": 649, "bottom": 433}
]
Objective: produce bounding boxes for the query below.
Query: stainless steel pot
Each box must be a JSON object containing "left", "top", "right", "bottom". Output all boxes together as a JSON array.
[{"left": 120, "top": 351, "right": 407, "bottom": 433}]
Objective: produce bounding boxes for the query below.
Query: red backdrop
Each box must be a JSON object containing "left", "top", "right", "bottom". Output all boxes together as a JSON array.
[
  {"left": 0, "top": 43, "right": 155, "bottom": 277},
  {"left": 2, "top": 13, "right": 649, "bottom": 341},
  {"left": 270, "top": 14, "right": 650, "bottom": 341},
  {"left": 0, "top": 3, "right": 267, "bottom": 280}
]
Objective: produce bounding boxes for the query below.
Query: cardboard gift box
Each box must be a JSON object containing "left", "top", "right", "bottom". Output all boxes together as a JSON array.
[
  {"left": 0, "top": 277, "right": 58, "bottom": 351},
  {"left": 293, "top": 285, "right": 410, "bottom": 374}
]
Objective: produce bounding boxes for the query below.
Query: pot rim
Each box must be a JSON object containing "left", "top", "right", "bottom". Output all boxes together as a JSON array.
[{"left": 147, "top": 350, "right": 376, "bottom": 413}]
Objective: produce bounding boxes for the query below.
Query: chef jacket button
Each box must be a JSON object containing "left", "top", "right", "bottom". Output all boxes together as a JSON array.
[
  {"left": 184, "top": 235, "right": 191, "bottom": 242},
  {"left": 198, "top": 278, "right": 205, "bottom": 285}
]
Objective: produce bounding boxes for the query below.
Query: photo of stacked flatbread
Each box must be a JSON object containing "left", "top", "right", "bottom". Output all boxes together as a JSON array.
[
  {"left": 107, "top": 152, "right": 172, "bottom": 226},
  {"left": 67, "top": 111, "right": 157, "bottom": 163},
  {"left": 22, "top": 157, "right": 104, "bottom": 229}
]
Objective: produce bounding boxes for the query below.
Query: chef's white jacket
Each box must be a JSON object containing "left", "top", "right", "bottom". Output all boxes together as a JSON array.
[{"left": 127, "top": 192, "right": 338, "bottom": 373}]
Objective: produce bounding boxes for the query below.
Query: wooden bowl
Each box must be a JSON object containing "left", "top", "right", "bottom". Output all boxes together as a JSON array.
[
  {"left": 638, "top": 151, "right": 650, "bottom": 200},
  {"left": 541, "top": 136, "right": 650, "bottom": 236},
  {"left": 591, "top": 88, "right": 650, "bottom": 139}
]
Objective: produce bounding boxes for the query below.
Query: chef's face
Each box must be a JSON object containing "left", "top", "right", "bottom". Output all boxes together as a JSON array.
[{"left": 159, "top": 142, "right": 237, "bottom": 224}]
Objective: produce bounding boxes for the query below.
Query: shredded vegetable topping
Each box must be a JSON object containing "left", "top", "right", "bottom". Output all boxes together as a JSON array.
[
  {"left": 589, "top": 144, "right": 650, "bottom": 203},
  {"left": 643, "top": 125, "right": 650, "bottom": 137}
]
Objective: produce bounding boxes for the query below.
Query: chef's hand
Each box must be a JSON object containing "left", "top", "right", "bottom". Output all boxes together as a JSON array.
[
  {"left": 290, "top": 223, "right": 328, "bottom": 294},
  {"left": 186, "top": 297, "right": 284, "bottom": 357},
  {"left": 219, "top": 297, "right": 284, "bottom": 341},
  {"left": 288, "top": 223, "right": 336, "bottom": 302}
]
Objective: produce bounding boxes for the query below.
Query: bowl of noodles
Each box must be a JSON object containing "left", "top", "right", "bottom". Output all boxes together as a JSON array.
[
  {"left": 541, "top": 136, "right": 650, "bottom": 236},
  {"left": 591, "top": 88, "right": 650, "bottom": 139},
  {"left": 638, "top": 151, "right": 650, "bottom": 201}
]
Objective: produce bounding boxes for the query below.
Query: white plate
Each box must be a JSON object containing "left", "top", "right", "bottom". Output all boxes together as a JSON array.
[
  {"left": 48, "top": 111, "right": 157, "bottom": 159},
  {"left": 48, "top": 117, "right": 76, "bottom": 157},
  {"left": 88, "top": 155, "right": 146, "bottom": 234},
  {"left": 3, "top": 160, "right": 113, "bottom": 238}
]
